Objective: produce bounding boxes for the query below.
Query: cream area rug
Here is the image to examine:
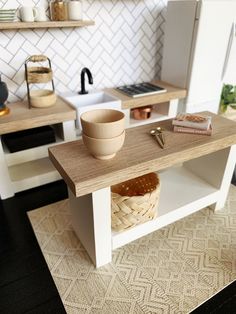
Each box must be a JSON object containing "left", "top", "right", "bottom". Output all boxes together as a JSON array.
[{"left": 28, "top": 186, "right": 236, "bottom": 314}]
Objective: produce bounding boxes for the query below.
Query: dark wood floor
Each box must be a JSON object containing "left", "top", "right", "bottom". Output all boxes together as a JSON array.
[
  {"left": 191, "top": 280, "right": 236, "bottom": 313},
  {"left": 0, "top": 179, "right": 235, "bottom": 314},
  {"left": 0, "top": 181, "right": 67, "bottom": 314}
]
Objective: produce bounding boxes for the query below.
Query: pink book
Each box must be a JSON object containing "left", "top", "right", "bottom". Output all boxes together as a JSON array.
[
  {"left": 172, "top": 113, "right": 212, "bottom": 130},
  {"left": 173, "top": 125, "right": 212, "bottom": 136}
]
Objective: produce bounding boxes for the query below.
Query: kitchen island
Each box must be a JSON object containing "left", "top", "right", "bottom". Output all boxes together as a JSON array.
[{"left": 49, "top": 112, "right": 236, "bottom": 267}]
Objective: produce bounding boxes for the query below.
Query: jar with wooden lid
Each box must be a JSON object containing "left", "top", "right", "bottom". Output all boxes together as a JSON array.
[{"left": 50, "top": 0, "right": 68, "bottom": 21}]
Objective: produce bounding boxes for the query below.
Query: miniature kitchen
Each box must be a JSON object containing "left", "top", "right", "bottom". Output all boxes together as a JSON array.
[{"left": 0, "top": 1, "right": 236, "bottom": 313}]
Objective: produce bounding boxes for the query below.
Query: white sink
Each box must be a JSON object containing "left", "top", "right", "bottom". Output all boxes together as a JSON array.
[{"left": 61, "top": 91, "right": 122, "bottom": 132}]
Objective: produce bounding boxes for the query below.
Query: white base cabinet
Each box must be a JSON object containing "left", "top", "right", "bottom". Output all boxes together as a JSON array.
[
  {"left": 0, "top": 120, "right": 76, "bottom": 200},
  {"left": 127, "top": 99, "right": 179, "bottom": 128}
]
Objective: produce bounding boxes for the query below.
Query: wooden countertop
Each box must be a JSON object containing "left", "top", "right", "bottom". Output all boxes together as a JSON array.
[
  {"left": 105, "top": 80, "right": 187, "bottom": 110},
  {"left": 0, "top": 96, "right": 76, "bottom": 135},
  {"left": 49, "top": 112, "right": 236, "bottom": 197},
  {"left": 0, "top": 81, "right": 185, "bottom": 135}
]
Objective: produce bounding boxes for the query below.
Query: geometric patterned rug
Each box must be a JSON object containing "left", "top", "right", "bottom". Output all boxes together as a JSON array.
[{"left": 28, "top": 186, "right": 236, "bottom": 313}]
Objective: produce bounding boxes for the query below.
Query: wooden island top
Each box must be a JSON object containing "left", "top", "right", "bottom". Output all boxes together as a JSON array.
[
  {"left": 0, "top": 96, "right": 76, "bottom": 135},
  {"left": 49, "top": 112, "right": 236, "bottom": 197}
]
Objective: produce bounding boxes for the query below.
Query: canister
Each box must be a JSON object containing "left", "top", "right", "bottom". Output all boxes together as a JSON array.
[
  {"left": 67, "top": 0, "right": 83, "bottom": 20},
  {"left": 50, "top": 0, "right": 68, "bottom": 21}
]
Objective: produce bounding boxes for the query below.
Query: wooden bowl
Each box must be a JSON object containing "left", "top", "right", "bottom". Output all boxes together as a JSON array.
[
  {"left": 82, "top": 131, "right": 125, "bottom": 160},
  {"left": 81, "top": 109, "right": 125, "bottom": 139},
  {"left": 29, "top": 90, "right": 57, "bottom": 108}
]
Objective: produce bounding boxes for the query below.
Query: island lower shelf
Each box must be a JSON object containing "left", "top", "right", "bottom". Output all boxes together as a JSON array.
[{"left": 112, "top": 166, "right": 219, "bottom": 249}]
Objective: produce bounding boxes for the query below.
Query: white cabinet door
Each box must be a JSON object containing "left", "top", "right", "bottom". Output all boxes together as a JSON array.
[
  {"left": 161, "top": 0, "right": 198, "bottom": 88},
  {"left": 187, "top": 0, "right": 236, "bottom": 107}
]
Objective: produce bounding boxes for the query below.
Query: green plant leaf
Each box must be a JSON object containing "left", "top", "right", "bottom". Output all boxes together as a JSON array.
[
  {"left": 220, "top": 84, "right": 236, "bottom": 109},
  {"left": 220, "top": 100, "right": 228, "bottom": 113}
]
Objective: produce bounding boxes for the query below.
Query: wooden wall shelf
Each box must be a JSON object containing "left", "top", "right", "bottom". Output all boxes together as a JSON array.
[{"left": 0, "top": 20, "right": 94, "bottom": 30}]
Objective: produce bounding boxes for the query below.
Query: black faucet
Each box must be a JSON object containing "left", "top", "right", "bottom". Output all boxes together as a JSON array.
[{"left": 79, "top": 67, "right": 93, "bottom": 95}]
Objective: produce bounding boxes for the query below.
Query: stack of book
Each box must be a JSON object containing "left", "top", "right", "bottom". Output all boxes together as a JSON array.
[{"left": 172, "top": 113, "right": 212, "bottom": 135}]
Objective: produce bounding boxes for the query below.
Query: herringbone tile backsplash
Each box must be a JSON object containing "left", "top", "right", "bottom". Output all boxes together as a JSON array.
[{"left": 0, "top": 0, "right": 167, "bottom": 102}]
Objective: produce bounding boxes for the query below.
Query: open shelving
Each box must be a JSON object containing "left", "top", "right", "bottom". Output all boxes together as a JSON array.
[
  {"left": 0, "top": 20, "right": 95, "bottom": 30},
  {"left": 8, "top": 157, "right": 61, "bottom": 193},
  {"left": 129, "top": 112, "right": 168, "bottom": 127},
  {"left": 3, "top": 126, "right": 69, "bottom": 193},
  {"left": 3, "top": 133, "right": 64, "bottom": 166},
  {"left": 3, "top": 132, "right": 66, "bottom": 194},
  {"left": 106, "top": 81, "right": 187, "bottom": 129},
  {"left": 112, "top": 166, "right": 219, "bottom": 249},
  {"left": 129, "top": 102, "right": 172, "bottom": 128}
]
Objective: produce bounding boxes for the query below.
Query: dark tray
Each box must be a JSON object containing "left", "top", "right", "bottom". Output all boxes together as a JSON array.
[
  {"left": 116, "top": 82, "right": 167, "bottom": 98},
  {"left": 2, "top": 126, "right": 56, "bottom": 153}
]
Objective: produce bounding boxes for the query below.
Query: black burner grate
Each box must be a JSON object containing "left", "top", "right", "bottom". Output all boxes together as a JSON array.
[{"left": 116, "top": 82, "right": 166, "bottom": 98}]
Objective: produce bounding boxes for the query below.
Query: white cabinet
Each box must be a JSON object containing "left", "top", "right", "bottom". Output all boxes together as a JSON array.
[
  {"left": 106, "top": 80, "right": 187, "bottom": 128},
  {"left": 1, "top": 121, "right": 76, "bottom": 197},
  {"left": 126, "top": 99, "right": 179, "bottom": 128},
  {"left": 0, "top": 98, "right": 76, "bottom": 200}
]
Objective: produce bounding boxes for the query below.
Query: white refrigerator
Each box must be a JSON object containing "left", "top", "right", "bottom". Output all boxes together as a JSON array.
[{"left": 161, "top": 0, "right": 236, "bottom": 113}]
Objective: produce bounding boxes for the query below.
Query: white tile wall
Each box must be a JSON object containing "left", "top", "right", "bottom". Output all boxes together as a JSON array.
[{"left": 0, "top": 0, "right": 168, "bottom": 102}]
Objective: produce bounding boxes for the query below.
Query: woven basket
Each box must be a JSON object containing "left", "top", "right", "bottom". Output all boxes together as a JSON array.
[
  {"left": 111, "top": 173, "right": 160, "bottom": 232},
  {"left": 27, "top": 66, "right": 53, "bottom": 84}
]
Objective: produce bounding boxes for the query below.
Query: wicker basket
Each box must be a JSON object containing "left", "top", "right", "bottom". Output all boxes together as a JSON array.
[
  {"left": 29, "top": 90, "right": 57, "bottom": 108},
  {"left": 27, "top": 66, "right": 53, "bottom": 84},
  {"left": 25, "top": 55, "right": 55, "bottom": 109},
  {"left": 111, "top": 173, "right": 160, "bottom": 232}
]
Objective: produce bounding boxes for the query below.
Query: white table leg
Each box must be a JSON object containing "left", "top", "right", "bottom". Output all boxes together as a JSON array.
[
  {"left": 0, "top": 138, "right": 14, "bottom": 200},
  {"left": 184, "top": 145, "right": 236, "bottom": 211},
  {"left": 211, "top": 145, "right": 236, "bottom": 210},
  {"left": 62, "top": 120, "right": 76, "bottom": 141},
  {"left": 168, "top": 98, "right": 179, "bottom": 117},
  {"left": 68, "top": 187, "right": 112, "bottom": 268}
]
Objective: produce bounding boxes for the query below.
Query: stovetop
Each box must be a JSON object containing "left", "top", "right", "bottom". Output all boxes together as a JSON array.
[{"left": 116, "top": 82, "right": 167, "bottom": 98}]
